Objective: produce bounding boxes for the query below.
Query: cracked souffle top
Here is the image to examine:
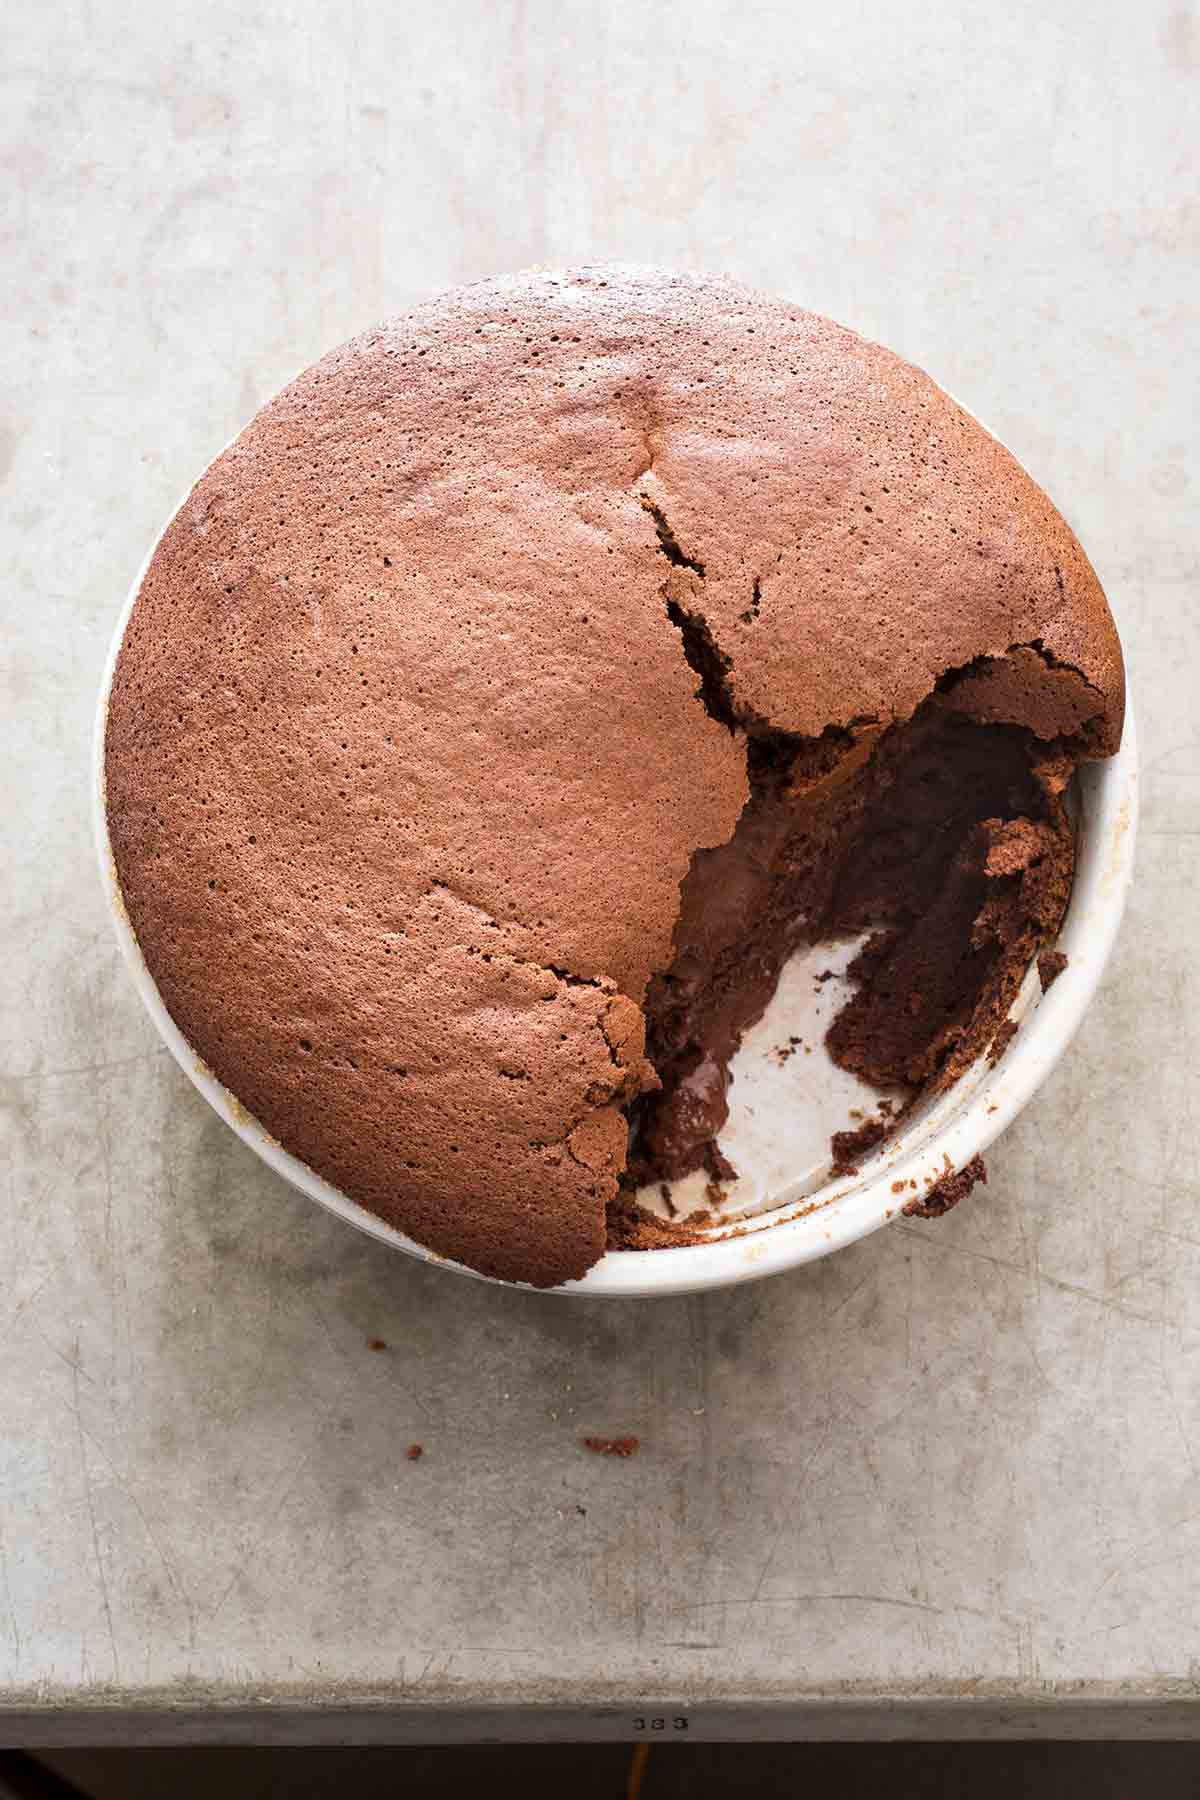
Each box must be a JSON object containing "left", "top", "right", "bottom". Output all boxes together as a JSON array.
[{"left": 105, "top": 265, "right": 1124, "bottom": 1286}]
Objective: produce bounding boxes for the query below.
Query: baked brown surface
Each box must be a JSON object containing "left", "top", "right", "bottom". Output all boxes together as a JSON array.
[{"left": 105, "top": 265, "right": 1124, "bottom": 1286}]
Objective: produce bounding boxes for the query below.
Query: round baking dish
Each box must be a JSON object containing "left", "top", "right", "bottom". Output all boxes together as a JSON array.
[{"left": 95, "top": 493, "right": 1137, "bottom": 1298}]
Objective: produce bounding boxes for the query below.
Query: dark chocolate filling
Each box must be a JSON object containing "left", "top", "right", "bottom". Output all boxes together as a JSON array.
[{"left": 625, "top": 701, "right": 1074, "bottom": 1191}]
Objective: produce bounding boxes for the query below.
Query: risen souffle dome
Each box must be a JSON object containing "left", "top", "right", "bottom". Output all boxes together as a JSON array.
[{"left": 106, "top": 266, "right": 1124, "bottom": 1285}]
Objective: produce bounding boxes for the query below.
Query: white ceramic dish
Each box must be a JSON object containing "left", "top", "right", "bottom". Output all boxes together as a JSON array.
[{"left": 95, "top": 500, "right": 1137, "bottom": 1298}]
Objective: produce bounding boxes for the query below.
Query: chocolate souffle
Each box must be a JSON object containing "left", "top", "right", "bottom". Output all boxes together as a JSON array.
[{"left": 106, "top": 267, "right": 1124, "bottom": 1285}]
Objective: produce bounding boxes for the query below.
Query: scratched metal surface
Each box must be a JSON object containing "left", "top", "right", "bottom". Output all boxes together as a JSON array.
[{"left": 2, "top": 0, "right": 1197, "bottom": 1730}]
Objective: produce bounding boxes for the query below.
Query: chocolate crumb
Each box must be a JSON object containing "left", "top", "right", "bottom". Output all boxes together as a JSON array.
[
  {"left": 406, "top": 1443, "right": 423, "bottom": 1461},
  {"left": 988, "top": 1018, "right": 1019, "bottom": 1066},
  {"left": 605, "top": 1193, "right": 713, "bottom": 1251},
  {"left": 902, "top": 1154, "right": 987, "bottom": 1219},
  {"left": 659, "top": 1181, "right": 678, "bottom": 1219},
  {"left": 831, "top": 1114, "right": 889, "bottom": 1173},
  {"left": 582, "top": 1436, "right": 640, "bottom": 1458},
  {"left": 367, "top": 1337, "right": 388, "bottom": 1352},
  {"left": 576, "top": 1504, "right": 587, "bottom": 1516},
  {"left": 707, "top": 1142, "right": 738, "bottom": 1184},
  {"left": 1038, "top": 950, "right": 1069, "bottom": 990},
  {"left": 891, "top": 1180, "right": 907, "bottom": 1194}
]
